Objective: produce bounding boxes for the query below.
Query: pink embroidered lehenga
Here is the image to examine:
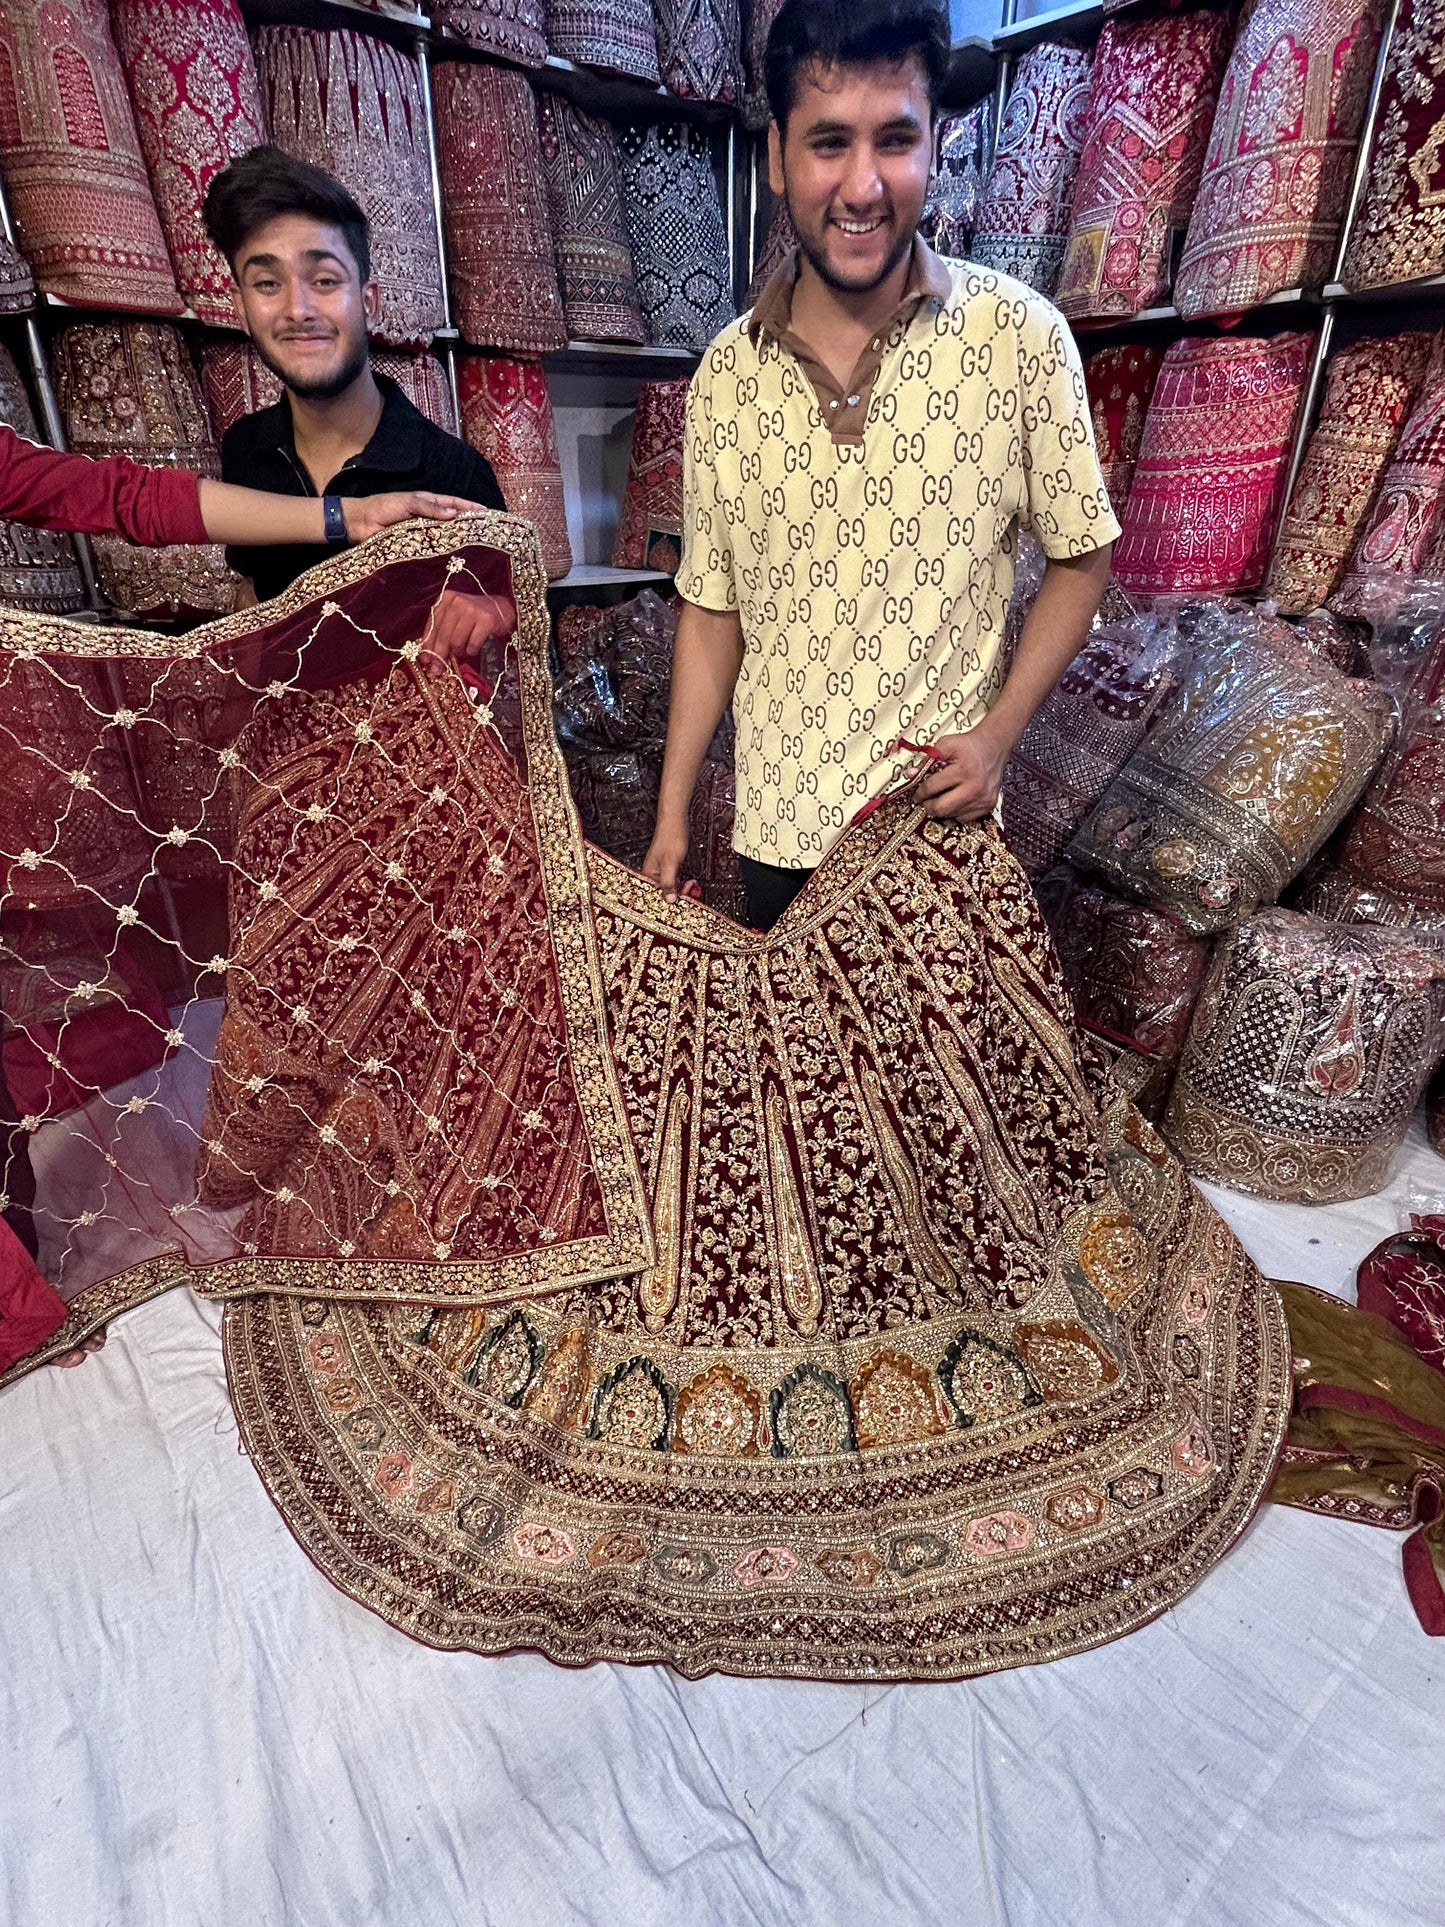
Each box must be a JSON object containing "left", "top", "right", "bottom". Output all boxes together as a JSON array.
[{"left": 0, "top": 515, "right": 1437, "bottom": 1669}]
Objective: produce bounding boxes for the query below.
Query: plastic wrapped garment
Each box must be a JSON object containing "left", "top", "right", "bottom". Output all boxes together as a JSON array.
[
  {"left": 0, "top": 235, "right": 34, "bottom": 314},
  {"left": 49, "top": 322, "right": 234, "bottom": 621},
  {"left": 1083, "top": 343, "right": 1164, "bottom": 523},
  {"left": 1035, "top": 867, "right": 1211, "bottom": 1065},
  {"left": 970, "top": 43, "right": 1092, "bottom": 293},
  {"left": 1001, "top": 607, "right": 1189, "bottom": 877},
  {"left": 538, "top": 96, "right": 646, "bottom": 346},
  {"left": 618, "top": 122, "right": 735, "bottom": 350},
  {"left": 654, "top": 0, "right": 742, "bottom": 103},
  {"left": 1331, "top": 616, "right": 1445, "bottom": 917},
  {"left": 1331, "top": 335, "right": 1445, "bottom": 620},
  {"left": 109, "top": 0, "right": 268, "bottom": 329},
  {"left": 1285, "top": 608, "right": 1369, "bottom": 675},
  {"left": 0, "top": 515, "right": 1294, "bottom": 1678},
  {"left": 545, "top": 0, "right": 659, "bottom": 82},
  {"left": 1068, "top": 612, "right": 1394, "bottom": 935},
  {"left": 1292, "top": 862, "right": 1445, "bottom": 931},
  {"left": 0, "top": 0, "right": 182, "bottom": 314},
  {"left": 457, "top": 355, "right": 573, "bottom": 581},
  {"left": 612, "top": 379, "right": 688, "bottom": 573},
  {"left": 254, "top": 28, "right": 445, "bottom": 350},
  {"left": 1173, "top": 0, "right": 1387, "bottom": 319},
  {"left": 433, "top": 61, "right": 566, "bottom": 356},
  {"left": 923, "top": 102, "right": 992, "bottom": 261},
  {"left": 0, "top": 347, "right": 85, "bottom": 616},
  {"left": 1112, "top": 333, "right": 1313, "bottom": 596},
  {"left": 1341, "top": 0, "right": 1445, "bottom": 291},
  {"left": 1268, "top": 333, "right": 1435, "bottom": 616},
  {"left": 1355, "top": 1221, "right": 1445, "bottom": 1367},
  {"left": 1165, "top": 909, "right": 1445, "bottom": 1202},
  {"left": 427, "top": 0, "right": 548, "bottom": 66},
  {"left": 1055, "top": 7, "right": 1232, "bottom": 321}
]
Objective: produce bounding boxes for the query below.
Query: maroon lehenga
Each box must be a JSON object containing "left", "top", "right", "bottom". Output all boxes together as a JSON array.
[{"left": 0, "top": 514, "right": 1429, "bottom": 1666}]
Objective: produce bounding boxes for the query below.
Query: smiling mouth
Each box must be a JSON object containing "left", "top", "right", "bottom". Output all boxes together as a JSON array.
[{"left": 830, "top": 215, "right": 888, "bottom": 237}]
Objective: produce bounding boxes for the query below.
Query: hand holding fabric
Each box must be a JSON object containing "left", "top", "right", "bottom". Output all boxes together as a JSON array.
[
  {"left": 917, "top": 723, "right": 1011, "bottom": 822},
  {"left": 417, "top": 587, "right": 519, "bottom": 679}
]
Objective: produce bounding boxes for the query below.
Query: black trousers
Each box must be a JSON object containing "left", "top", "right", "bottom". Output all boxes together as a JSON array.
[{"left": 739, "top": 855, "right": 815, "bottom": 932}]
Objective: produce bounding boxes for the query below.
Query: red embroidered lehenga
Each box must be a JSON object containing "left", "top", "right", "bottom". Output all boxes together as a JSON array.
[{"left": 0, "top": 516, "right": 1436, "bottom": 1669}]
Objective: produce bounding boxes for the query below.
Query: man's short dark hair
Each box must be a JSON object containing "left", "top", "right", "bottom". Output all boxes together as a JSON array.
[
  {"left": 203, "top": 144, "right": 372, "bottom": 283},
  {"left": 763, "top": 0, "right": 950, "bottom": 130}
]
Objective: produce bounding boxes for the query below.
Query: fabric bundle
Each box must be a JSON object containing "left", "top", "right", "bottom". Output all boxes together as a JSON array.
[
  {"left": 198, "top": 339, "right": 280, "bottom": 438},
  {"left": 1342, "top": 0, "right": 1445, "bottom": 291},
  {"left": 0, "top": 348, "right": 85, "bottom": 615},
  {"left": 1174, "top": 0, "right": 1387, "bottom": 318},
  {"left": 545, "top": 0, "right": 659, "bottom": 82},
  {"left": 925, "top": 102, "right": 992, "bottom": 260},
  {"left": 434, "top": 62, "right": 567, "bottom": 356},
  {"left": 970, "top": 42, "right": 1092, "bottom": 293},
  {"left": 1035, "top": 867, "right": 1211, "bottom": 1066},
  {"left": 1056, "top": 8, "right": 1232, "bottom": 320},
  {"left": 0, "top": 0, "right": 182, "bottom": 314},
  {"left": 457, "top": 355, "right": 572, "bottom": 580},
  {"left": 1332, "top": 623, "right": 1445, "bottom": 919},
  {"left": 1082, "top": 343, "right": 1163, "bottom": 522},
  {"left": 1356, "top": 1221, "right": 1445, "bottom": 1371},
  {"left": 654, "top": 0, "right": 743, "bottom": 102},
  {"left": 537, "top": 96, "right": 646, "bottom": 345},
  {"left": 0, "top": 237, "right": 35, "bottom": 314},
  {"left": 372, "top": 352, "right": 458, "bottom": 439},
  {"left": 618, "top": 121, "right": 734, "bottom": 349},
  {"left": 1268, "top": 334, "right": 1435, "bottom": 615},
  {"left": 1001, "top": 609, "right": 1187, "bottom": 877},
  {"left": 612, "top": 379, "right": 688, "bottom": 572},
  {"left": 427, "top": 0, "right": 549, "bottom": 66},
  {"left": 747, "top": 198, "right": 796, "bottom": 305},
  {"left": 50, "top": 322, "right": 233, "bottom": 620},
  {"left": 254, "top": 28, "right": 444, "bottom": 349},
  {"left": 1069, "top": 617, "right": 1393, "bottom": 934},
  {"left": 1112, "top": 333, "right": 1312, "bottom": 595},
  {"left": 1166, "top": 909, "right": 1445, "bottom": 1202},
  {"left": 1331, "top": 338, "right": 1445, "bottom": 618},
  {"left": 109, "top": 0, "right": 267, "bottom": 329},
  {"left": 742, "top": 0, "right": 784, "bottom": 128}
]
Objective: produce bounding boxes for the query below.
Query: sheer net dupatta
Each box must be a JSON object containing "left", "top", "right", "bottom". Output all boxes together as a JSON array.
[{"left": 0, "top": 513, "right": 653, "bottom": 1375}]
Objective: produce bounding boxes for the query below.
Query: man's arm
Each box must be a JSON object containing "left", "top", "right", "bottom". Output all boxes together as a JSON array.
[
  {"left": 918, "top": 542, "right": 1113, "bottom": 821},
  {"left": 641, "top": 599, "right": 745, "bottom": 897}
]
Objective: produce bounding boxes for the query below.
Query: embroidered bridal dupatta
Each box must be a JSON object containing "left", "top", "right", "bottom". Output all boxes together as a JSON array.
[{"left": 1, "top": 510, "right": 1410, "bottom": 1675}]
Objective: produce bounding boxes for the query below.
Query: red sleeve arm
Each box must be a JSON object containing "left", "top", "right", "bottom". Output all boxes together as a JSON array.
[{"left": 0, "top": 422, "right": 208, "bottom": 546}]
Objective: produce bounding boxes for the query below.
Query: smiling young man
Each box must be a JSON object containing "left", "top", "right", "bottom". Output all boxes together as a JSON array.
[
  {"left": 642, "top": 0, "right": 1118, "bottom": 928},
  {"left": 202, "top": 147, "right": 512, "bottom": 668}
]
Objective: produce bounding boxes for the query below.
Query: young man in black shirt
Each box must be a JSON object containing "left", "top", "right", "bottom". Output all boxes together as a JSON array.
[{"left": 203, "top": 146, "right": 512, "bottom": 666}]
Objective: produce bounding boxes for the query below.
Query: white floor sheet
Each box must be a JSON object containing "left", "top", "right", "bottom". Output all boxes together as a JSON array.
[{"left": 2, "top": 1129, "right": 1443, "bottom": 1927}]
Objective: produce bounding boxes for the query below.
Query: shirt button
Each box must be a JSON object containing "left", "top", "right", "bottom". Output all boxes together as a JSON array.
[
  {"left": 847, "top": 395, "right": 860, "bottom": 407},
  {"left": 828, "top": 399, "right": 839, "bottom": 410},
  {"left": 872, "top": 339, "right": 880, "bottom": 350}
]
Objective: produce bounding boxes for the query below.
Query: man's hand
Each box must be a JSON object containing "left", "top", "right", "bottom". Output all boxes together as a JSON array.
[
  {"left": 641, "top": 810, "right": 691, "bottom": 900},
  {"left": 342, "top": 491, "right": 485, "bottom": 543},
  {"left": 916, "top": 721, "right": 1011, "bottom": 822},
  {"left": 418, "top": 588, "right": 518, "bottom": 678}
]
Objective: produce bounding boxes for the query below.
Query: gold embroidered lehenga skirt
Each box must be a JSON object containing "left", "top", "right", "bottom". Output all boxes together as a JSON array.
[{"left": 0, "top": 516, "right": 1295, "bottom": 1678}]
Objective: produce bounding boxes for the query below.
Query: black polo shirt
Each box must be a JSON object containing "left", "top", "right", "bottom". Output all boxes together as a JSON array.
[{"left": 220, "top": 372, "right": 505, "bottom": 603}]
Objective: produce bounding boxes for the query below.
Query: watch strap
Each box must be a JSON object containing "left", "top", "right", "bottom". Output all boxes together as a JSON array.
[{"left": 322, "top": 495, "right": 349, "bottom": 546}]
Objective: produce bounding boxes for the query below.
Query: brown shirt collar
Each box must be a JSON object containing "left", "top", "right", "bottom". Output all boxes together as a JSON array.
[
  {"left": 747, "top": 234, "right": 953, "bottom": 347},
  {"left": 745, "top": 236, "right": 953, "bottom": 445}
]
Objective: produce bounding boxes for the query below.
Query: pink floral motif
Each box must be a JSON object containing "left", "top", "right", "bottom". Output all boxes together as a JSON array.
[
  {"left": 374, "top": 1451, "right": 414, "bottom": 1500},
  {"left": 307, "top": 1329, "right": 346, "bottom": 1375},
  {"left": 514, "top": 1522, "right": 576, "bottom": 1566},
  {"left": 734, "top": 1545, "right": 799, "bottom": 1588},
  {"left": 1181, "top": 1274, "right": 1213, "bottom": 1326},
  {"left": 964, "top": 1510, "right": 1035, "bottom": 1557},
  {"left": 1171, "top": 1423, "right": 1215, "bottom": 1478}
]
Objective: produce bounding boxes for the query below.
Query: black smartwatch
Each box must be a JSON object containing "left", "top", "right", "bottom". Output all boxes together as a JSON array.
[{"left": 322, "top": 494, "right": 349, "bottom": 546}]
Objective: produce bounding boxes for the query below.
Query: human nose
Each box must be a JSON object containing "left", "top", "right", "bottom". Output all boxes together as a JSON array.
[
  {"left": 282, "top": 274, "right": 321, "bottom": 323},
  {"left": 840, "top": 145, "right": 885, "bottom": 208}
]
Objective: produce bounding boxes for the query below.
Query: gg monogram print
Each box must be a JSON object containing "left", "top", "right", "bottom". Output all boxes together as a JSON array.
[{"left": 677, "top": 248, "right": 1119, "bottom": 865}]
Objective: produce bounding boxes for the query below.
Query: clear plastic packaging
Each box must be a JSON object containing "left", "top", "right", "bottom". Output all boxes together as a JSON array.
[
  {"left": 1068, "top": 607, "right": 1394, "bottom": 934},
  {"left": 1165, "top": 907, "right": 1445, "bottom": 1202},
  {"left": 1034, "top": 865, "right": 1211, "bottom": 1065},
  {"left": 1002, "top": 606, "right": 1189, "bottom": 875}
]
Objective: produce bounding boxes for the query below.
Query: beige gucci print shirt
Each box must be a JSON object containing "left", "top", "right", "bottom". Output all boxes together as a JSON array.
[{"left": 676, "top": 242, "right": 1120, "bottom": 866}]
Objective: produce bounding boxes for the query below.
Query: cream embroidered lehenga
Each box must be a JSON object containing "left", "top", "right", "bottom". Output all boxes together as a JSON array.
[{"left": 1, "top": 511, "right": 1380, "bottom": 1678}]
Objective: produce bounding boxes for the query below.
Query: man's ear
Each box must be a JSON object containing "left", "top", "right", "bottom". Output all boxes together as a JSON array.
[
  {"left": 767, "top": 118, "right": 785, "bottom": 198},
  {"left": 362, "top": 278, "right": 382, "bottom": 326}
]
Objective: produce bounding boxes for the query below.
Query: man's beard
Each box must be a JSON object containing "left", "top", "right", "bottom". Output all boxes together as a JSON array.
[
  {"left": 252, "top": 329, "right": 370, "bottom": 401},
  {"left": 790, "top": 201, "right": 914, "bottom": 295}
]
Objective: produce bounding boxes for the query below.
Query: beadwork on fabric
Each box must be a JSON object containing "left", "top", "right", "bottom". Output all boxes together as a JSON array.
[
  {"left": 618, "top": 121, "right": 734, "bottom": 349},
  {"left": 653, "top": 0, "right": 743, "bottom": 103},
  {"left": 971, "top": 41, "right": 1093, "bottom": 294},
  {"left": 428, "top": 0, "right": 549, "bottom": 67},
  {"left": 545, "top": 0, "right": 660, "bottom": 83},
  {"left": 538, "top": 95, "right": 646, "bottom": 345},
  {"left": 0, "top": 347, "right": 85, "bottom": 616},
  {"left": 1082, "top": 343, "right": 1164, "bottom": 523},
  {"left": 613, "top": 378, "right": 688, "bottom": 573},
  {"left": 1341, "top": 0, "right": 1445, "bottom": 290},
  {"left": 457, "top": 355, "right": 573, "bottom": 580},
  {"left": 1331, "top": 335, "right": 1445, "bottom": 617}
]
